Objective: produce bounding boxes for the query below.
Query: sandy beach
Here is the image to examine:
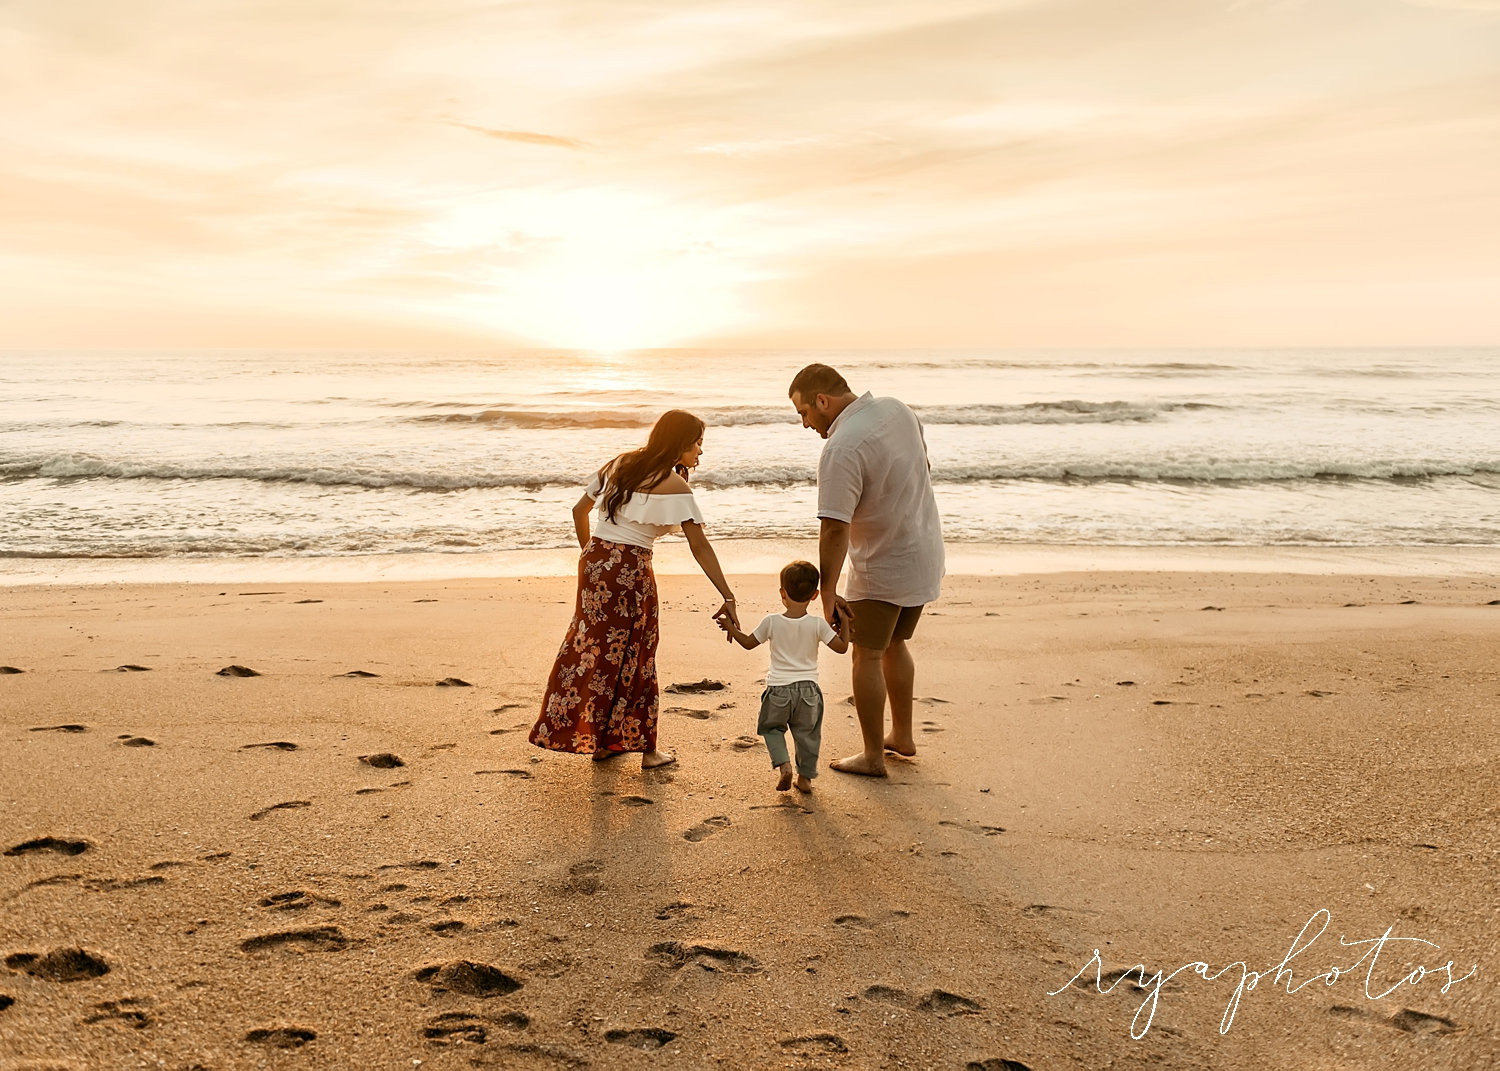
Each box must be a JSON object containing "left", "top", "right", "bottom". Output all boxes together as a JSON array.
[{"left": 1, "top": 565, "right": 1495, "bottom": 1070}]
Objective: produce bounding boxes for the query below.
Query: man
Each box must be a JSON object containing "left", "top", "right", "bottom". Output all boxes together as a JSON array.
[{"left": 788, "top": 363, "right": 944, "bottom": 777}]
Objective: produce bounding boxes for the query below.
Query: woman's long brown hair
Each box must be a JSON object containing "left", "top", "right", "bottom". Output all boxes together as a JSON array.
[{"left": 599, "top": 409, "right": 705, "bottom": 522}]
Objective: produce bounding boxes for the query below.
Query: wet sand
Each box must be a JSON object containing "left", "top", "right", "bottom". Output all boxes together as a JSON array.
[{"left": 1, "top": 569, "right": 1496, "bottom": 1069}]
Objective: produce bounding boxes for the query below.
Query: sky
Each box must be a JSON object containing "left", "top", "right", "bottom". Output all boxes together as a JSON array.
[{"left": 2, "top": 0, "right": 1497, "bottom": 351}]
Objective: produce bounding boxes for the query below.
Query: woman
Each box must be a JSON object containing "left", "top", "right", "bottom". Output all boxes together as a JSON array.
[{"left": 529, "top": 410, "right": 738, "bottom": 770}]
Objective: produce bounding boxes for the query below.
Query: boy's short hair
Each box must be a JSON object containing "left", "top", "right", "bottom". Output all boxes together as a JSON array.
[{"left": 780, "top": 560, "right": 820, "bottom": 603}]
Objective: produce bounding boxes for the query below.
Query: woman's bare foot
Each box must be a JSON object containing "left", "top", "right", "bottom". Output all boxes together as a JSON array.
[
  {"left": 794, "top": 775, "right": 813, "bottom": 793},
  {"left": 591, "top": 749, "right": 624, "bottom": 763},
  {"left": 883, "top": 734, "right": 917, "bottom": 757},
  {"left": 775, "top": 762, "right": 794, "bottom": 792},
  {"left": 641, "top": 749, "right": 677, "bottom": 769},
  {"left": 830, "top": 752, "right": 888, "bottom": 777}
]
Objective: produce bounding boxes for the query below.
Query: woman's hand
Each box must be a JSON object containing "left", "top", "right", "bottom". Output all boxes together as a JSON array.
[{"left": 713, "top": 599, "right": 739, "bottom": 635}]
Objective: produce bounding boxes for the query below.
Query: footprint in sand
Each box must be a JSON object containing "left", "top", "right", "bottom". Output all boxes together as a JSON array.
[
  {"left": 377, "top": 860, "right": 440, "bottom": 871},
  {"left": 82, "top": 876, "right": 165, "bottom": 892},
  {"left": 423, "top": 1010, "right": 530, "bottom": 1044},
  {"left": 666, "top": 706, "right": 711, "bottom": 719},
  {"left": 359, "top": 753, "right": 405, "bottom": 768},
  {"left": 0, "top": 667, "right": 24, "bottom": 674},
  {"left": 338, "top": 670, "right": 380, "bottom": 678},
  {"left": 647, "top": 941, "right": 761, "bottom": 974},
  {"left": 730, "top": 736, "right": 760, "bottom": 749},
  {"left": 5, "top": 837, "right": 90, "bottom": 857},
  {"left": 863, "top": 984, "right": 981, "bottom": 1015},
  {"left": 475, "top": 769, "right": 532, "bottom": 779},
  {"left": 967, "top": 1060, "right": 1033, "bottom": 1071},
  {"left": 605, "top": 1027, "right": 677, "bottom": 1050},
  {"left": 565, "top": 860, "right": 604, "bottom": 895},
  {"left": 241, "top": 741, "right": 298, "bottom": 751},
  {"left": 682, "top": 816, "right": 731, "bottom": 842},
  {"left": 259, "top": 891, "right": 340, "bottom": 912},
  {"left": 29, "top": 724, "right": 89, "bottom": 733},
  {"left": 240, "top": 926, "right": 349, "bottom": 954},
  {"left": 108, "top": 665, "right": 152, "bottom": 673},
  {"left": 654, "top": 901, "right": 697, "bottom": 921},
  {"left": 436, "top": 677, "right": 472, "bottom": 687},
  {"left": 249, "top": 801, "right": 311, "bottom": 822},
  {"left": 665, "top": 679, "right": 725, "bottom": 694},
  {"left": 833, "top": 909, "right": 910, "bottom": 931},
  {"left": 1331, "top": 1005, "right": 1460, "bottom": 1035},
  {"left": 413, "top": 960, "right": 523, "bottom": 997},
  {"left": 781, "top": 1035, "right": 848, "bottom": 1055},
  {"left": 938, "top": 819, "right": 1005, "bottom": 837},
  {"left": 4, "top": 948, "right": 110, "bottom": 982},
  {"left": 920, "top": 720, "right": 944, "bottom": 734},
  {"left": 618, "top": 796, "right": 654, "bottom": 807},
  {"left": 83, "top": 997, "right": 152, "bottom": 1029},
  {"left": 216, "top": 665, "right": 260, "bottom": 677},
  {"left": 0, "top": 993, "right": 13, "bottom": 1011},
  {"left": 245, "top": 1026, "right": 316, "bottom": 1048}
]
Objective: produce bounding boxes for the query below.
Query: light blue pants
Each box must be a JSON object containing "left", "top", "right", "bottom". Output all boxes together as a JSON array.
[{"left": 757, "top": 681, "right": 824, "bottom": 779}]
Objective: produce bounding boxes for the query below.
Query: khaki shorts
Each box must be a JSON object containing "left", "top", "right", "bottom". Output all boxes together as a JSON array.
[{"left": 844, "top": 600, "right": 924, "bottom": 651}]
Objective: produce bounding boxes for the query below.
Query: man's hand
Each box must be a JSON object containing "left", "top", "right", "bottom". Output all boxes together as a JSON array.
[{"left": 824, "top": 592, "right": 853, "bottom": 632}]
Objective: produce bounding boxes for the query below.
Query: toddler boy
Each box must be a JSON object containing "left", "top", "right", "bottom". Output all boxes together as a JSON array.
[{"left": 718, "top": 560, "right": 849, "bottom": 791}]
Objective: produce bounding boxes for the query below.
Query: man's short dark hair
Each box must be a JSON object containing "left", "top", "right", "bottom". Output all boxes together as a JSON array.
[
  {"left": 780, "top": 560, "right": 820, "bottom": 603},
  {"left": 788, "top": 363, "right": 850, "bottom": 401}
]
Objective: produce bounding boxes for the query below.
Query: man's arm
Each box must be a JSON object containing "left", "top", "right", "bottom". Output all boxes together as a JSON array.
[{"left": 818, "top": 517, "right": 852, "bottom": 628}]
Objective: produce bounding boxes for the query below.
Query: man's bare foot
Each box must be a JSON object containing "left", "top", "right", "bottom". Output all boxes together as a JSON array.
[
  {"left": 883, "top": 734, "right": 917, "bottom": 757},
  {"left": 775, "top": 762, "right": 794, "bottom": 792},
  {"left": 795, "top": 775, "right": 813, "bottom": 793},
  {"left": 641, "top": 748, "right": 677, "bottom": 769},
  {"left": 830, "top": 752, "right": 888, "bottom": 777}
]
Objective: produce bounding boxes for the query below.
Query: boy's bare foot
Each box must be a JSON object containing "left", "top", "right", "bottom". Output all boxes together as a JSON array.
[
  {"left": 883, "top": 734, "right": 917, "bottom": 757},
  {"left": 775, "top": 762, "right": 794, "bottom": 792},
  {"left": 830, "top": 752, "right": 888, "bottom": 777},
  {"left": 641, "top": 749, "right": 677, "bottom": 769},
  {"left": 794, "top": 775, "right": 813, "bottom": 793}
]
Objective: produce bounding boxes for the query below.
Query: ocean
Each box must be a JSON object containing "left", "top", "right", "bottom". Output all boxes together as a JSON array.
[{"left": 3, "top": 348, "right": 1498, "bottom": 579}]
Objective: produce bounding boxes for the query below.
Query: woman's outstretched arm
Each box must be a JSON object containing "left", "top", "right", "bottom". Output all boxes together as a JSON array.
[
  {"left": 680, "top": 521, "right": 738, "bottom": 631},
  {"left": 571, "top": 492, "right": 594, "bottom": 550}
]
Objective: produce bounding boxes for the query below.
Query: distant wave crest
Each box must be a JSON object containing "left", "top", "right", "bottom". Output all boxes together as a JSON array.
[
  {"left": 5, "top": 452, "right": 1500, "bottom": 491},
  {"left": 407, "top": 400, "right": 1207, "bottom": 429}
]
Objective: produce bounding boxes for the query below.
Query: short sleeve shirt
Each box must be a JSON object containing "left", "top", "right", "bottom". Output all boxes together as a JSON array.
[
  {"left": 817, "top": 393, "right": 944, "bottom": 605},
  {"left": 751, "top": 612, "right": 838, "bottom": 686}
]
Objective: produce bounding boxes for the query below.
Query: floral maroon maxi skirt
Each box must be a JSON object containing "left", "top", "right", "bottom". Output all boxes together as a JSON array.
[{"left": 529, "top": 538, "right": 660, "bottom": 754}]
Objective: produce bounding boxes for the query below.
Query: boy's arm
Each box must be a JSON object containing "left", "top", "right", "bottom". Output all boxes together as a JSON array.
[
  {"left": 823, "top": 614, "right": 850, "bottom": 654},
  {"left": 716, "top": 615, "right": 762, "bottom": 650}
]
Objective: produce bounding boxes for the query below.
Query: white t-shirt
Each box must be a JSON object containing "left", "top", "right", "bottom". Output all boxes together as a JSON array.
[
  {"left": 584, "top": 471, "right": 705, "bottom": 550},
  {"left": 751, "top": 612, "right": 838, "bottom": 686},
  {"left": 817, "top": 393, "right": 945, "bottom": 605}
]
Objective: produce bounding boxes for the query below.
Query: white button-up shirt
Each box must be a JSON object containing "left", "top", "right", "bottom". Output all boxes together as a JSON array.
[{"left": 816, "top": 392, "right": 944, "bottom": 605}]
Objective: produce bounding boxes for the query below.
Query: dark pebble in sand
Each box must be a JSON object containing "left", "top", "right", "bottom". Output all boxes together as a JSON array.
[
  {"left": 436, "top": 677, "right": 472, "bottom": 687},
  {"left": 121, "top": 737, "right": 156, "bottom": 747},
  {"left": 29, "top": 724, "right": 88, "bottom": 733},
  {"left": 216, "top": 665, "right": 260, "bottom": 677},
  {"left": 0, "top": 993, "right": 13, "bottom": 1011},
  {"left": 112, "top": 665, "right": 151, "bottom": 672},
  {"left": 665, "top": 678, "right": 725, "bottom": 694},
  {"left": 359, "top": 753, "right": 405, "bottom": 768},
  {"left": 0, "top": 667, "right": 23, "bottom": 674},
  {"left": 338, "top": 670, "right": 379, "bottom": 678}
]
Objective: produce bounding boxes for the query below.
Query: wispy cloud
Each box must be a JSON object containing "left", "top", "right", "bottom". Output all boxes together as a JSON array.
[{"left": 440, "top": 121, "right": 585, "bottom": 149}]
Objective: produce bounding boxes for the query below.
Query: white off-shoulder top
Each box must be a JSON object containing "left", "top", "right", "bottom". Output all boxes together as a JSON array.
[{"left": 584, "top": 470, "right": 706, "bottom": 550}]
